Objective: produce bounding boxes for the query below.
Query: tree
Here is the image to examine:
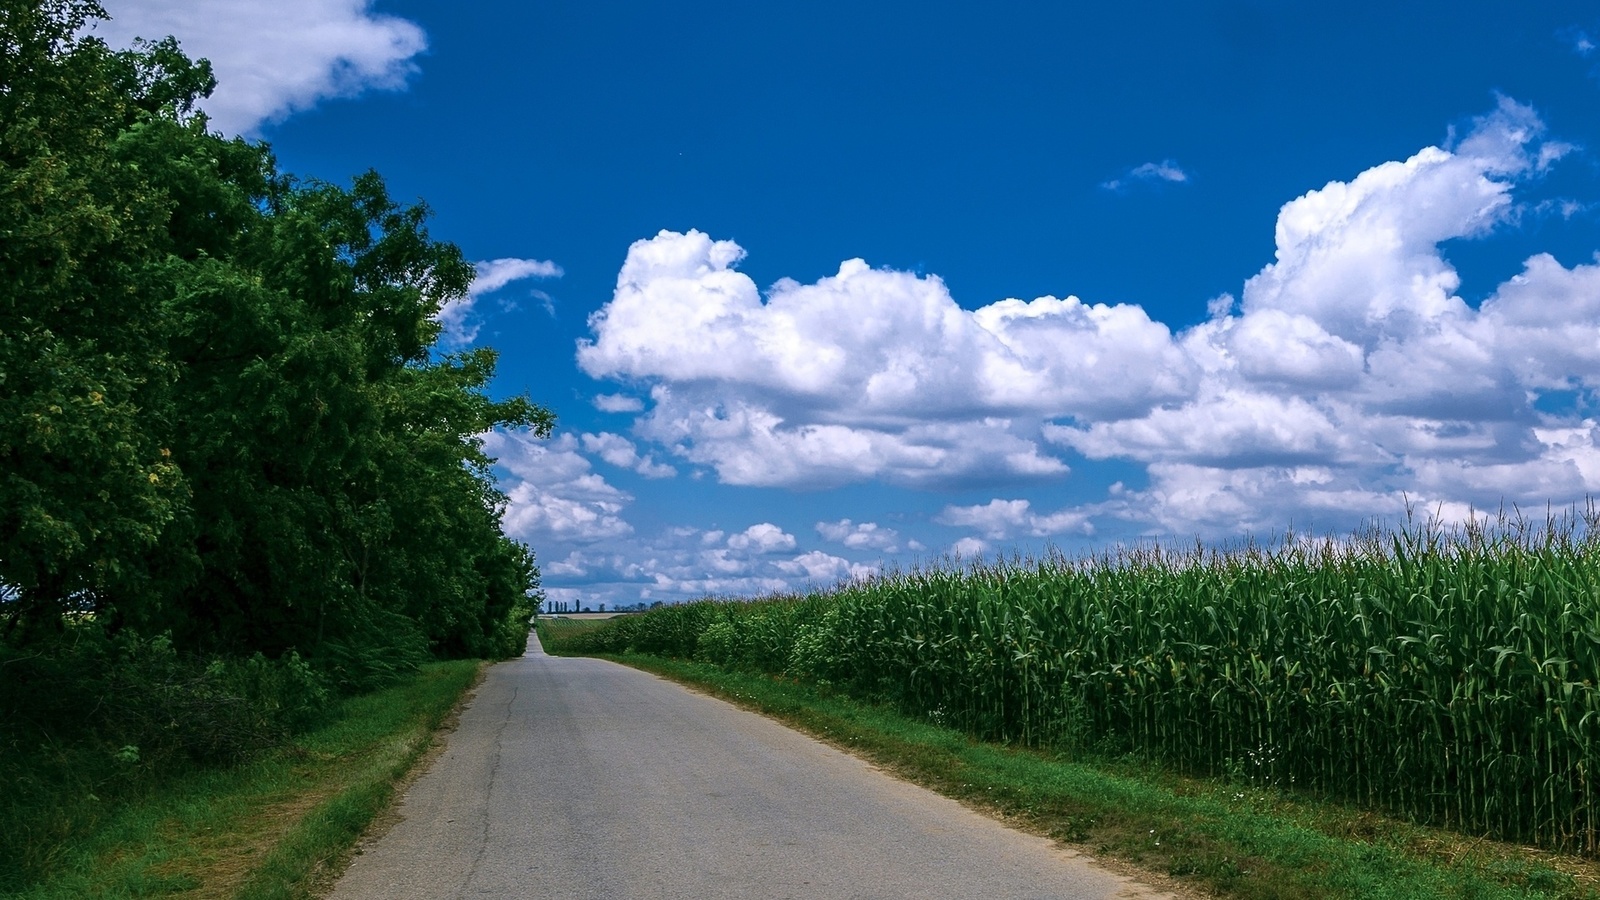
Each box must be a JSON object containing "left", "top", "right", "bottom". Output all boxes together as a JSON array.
[
  {"left": 1, "top": 1, "right": 552, "bottom": 667},
  {"left": 0, "top": 1, "right": 208, "bottom": 637}
]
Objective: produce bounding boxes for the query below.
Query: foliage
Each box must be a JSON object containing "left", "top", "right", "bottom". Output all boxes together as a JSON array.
[
  {"left": 545, "top": 511, "right": 1600, "bottom": 855},
  {"left": 0, "top": 0, "right": 207, "bottom": 633},
  {"left": 0, "top": 622, "right": 333, "bottom": 888},
  {"left": 0, "top": 0, "right": 549, "bottom": 667},
  {"left": 0, "top": 8, "right": 545, "bottom": 883},
  {"left": 1, "top": 656, "right": 480, "bottom": 897},
  {"left": 1, "top": 625, "right": 329, "bottom": 764}
]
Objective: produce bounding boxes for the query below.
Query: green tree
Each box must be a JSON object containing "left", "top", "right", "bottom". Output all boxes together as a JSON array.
[
  {"left": 1, "top": 0, "right": 553, "bottom": 667},
  {"left": 0, "top": 1, "right": 208, "bottom": 637}
]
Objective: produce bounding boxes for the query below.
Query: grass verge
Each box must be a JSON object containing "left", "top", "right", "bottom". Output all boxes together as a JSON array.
[
  {"left": 4, "top": 659, "right": 483, "bottom": 900},
  {"left": 590, "top": 650, "right": 1600, "bottom": 900}
]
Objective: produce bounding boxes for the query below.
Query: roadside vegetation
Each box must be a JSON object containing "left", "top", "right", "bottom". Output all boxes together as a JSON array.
[
  {"left": 542, "top": 510, "right": 1600, "bottom": 899},
  {"left": 4, "top": 659, "right": 481, "bottom": 900},
  {"left": 2, "top": 2, "right": 543, "bottom": 893}
]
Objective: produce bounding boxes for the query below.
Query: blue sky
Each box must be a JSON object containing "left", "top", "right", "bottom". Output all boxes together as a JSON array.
[{"left": 99, "top": 1, "right": 1600, "bottom": 609}]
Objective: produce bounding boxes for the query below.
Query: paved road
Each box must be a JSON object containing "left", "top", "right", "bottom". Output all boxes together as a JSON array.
[{"left": 327, "top": 632, "right": 1176, "bottom": 900}]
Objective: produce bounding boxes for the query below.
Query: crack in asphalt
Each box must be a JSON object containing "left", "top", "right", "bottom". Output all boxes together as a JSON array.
[{"left": 456, "top": 682, "right": 518, "bottom": 899}]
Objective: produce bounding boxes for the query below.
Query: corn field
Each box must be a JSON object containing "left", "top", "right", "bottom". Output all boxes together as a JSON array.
[{"left": 546, "top": 512, "right": 1600, "bottom": 854}]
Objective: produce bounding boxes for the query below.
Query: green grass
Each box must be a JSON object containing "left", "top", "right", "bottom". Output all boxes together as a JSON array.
[
  {"left": 2, "top": 659, "right": 483, "bottom": 900},
  {"left": 581, "top": 649, "right": 1600, "bottom": 900}
]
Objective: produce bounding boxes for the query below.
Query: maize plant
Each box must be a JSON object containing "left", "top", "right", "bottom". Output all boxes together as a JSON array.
[{"left": 545, "top": 511, "right": 1600, "bottom": 854}]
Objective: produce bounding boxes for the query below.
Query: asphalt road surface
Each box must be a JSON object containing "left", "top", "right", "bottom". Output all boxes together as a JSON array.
[{"left": 326, "top": 632, "right": 1177, "bottom": 900}]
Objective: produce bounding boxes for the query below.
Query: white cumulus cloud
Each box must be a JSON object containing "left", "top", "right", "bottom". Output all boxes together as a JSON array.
[
  {"left": 1042, "top": 97, "right": 1600, "bottom": 534},
  {"left": 726, "top": 523, "right": 797, "bottom": 554},
  {"left": 482, "top": 431, "right": 633, "bottom": 544},
  {"left": 773, "top": 551, "right": 876, "bottom": 585},
  {"left": 593, "top": 393, "right": 646, "bottom": 413},
  {"left": 936, "top": 499, "right": 1094, "bottom": 540},
  {"left": 815, "top": 519, "right": 905, "bottom": 552},
  {"left": 580, "top": 97, "right": 1600, "bottom": 543},
  {"left": 579, "top": 230, "right": 1196, "bottom": 487},
  {"left": 93, "top": 0, "right": 427, "bottom": 135},
  {"left": 949, "top": 537, "right": 990, "bottom": 559},
  {"left": 580, "top": 432, "right": 676, "bottom": 479}
]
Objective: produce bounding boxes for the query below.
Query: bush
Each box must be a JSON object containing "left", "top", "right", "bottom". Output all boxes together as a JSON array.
[
  {"left": 1, "top": 625, "right": 334, "bottom": 767},
  {"left": 0, "top": 623, "right": 335, "bottom": 889},
  {"left": 695, "top": 620, "right": 740, "bottom": 665},
  {"left": 315, "top": 603, "right": 431, "bottom": 694}
]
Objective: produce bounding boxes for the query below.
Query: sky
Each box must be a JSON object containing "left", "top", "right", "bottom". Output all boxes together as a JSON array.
[{"left": 94, "top": 1, "right": 1600, "bottom": 610}]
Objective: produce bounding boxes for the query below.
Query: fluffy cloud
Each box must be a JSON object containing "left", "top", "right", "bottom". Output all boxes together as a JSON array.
[
  {"left": 93, "top": 0, "right": 427, "bottom": 134},
  {"left": 482, "top": 431, "right": 633, "bottom": 544},
  {"left": 583, "top": 238, "right": 1190, "bottom": 421},
  {"left": 580, "top": 432, "right": 676, "bottom": 479},
  {"left": 581, "top": 96, "right": 1600, "bottom": 543},
  {"left": 551, "top": 528, "right": 880, "bottom": 607},
  {"left": 593, "top": 393, "right": 646, "bottom": 413},
  {"left": 1047, "top": 389, "right": 1369, "bottom": 468},
  {"left": 482, "top": 436, "right": 885, "bottom": 605},
  {"left": 725, "top": 523, "right": 797, "bottom": 554},
  {"left": 1040, "top": 97, "right": 1600, "bottom": 533},
  {"left": 471, "top": 257, "right": 564, "bottom": 295},
  {"left": 580, "top": 229, "right": 1192, "bottom": 487},
  {"left": 949, "top": 537, "right": 990, "bottom": 558},
  {"left": 1478, "top": 254, "right": 1600, "bottom": 390},
  {"left": 936, "top": 499, "right": 1094, "bottom": 541},
  {"left": 518, "top": 512, "right": 890, "bottom": 609},
  {"left": 635, "top": 392, "right": 1068, "bottom": 488},
  {"left": 773, "top": 551, "right": 875, "bottom": 585},
  {"left": 438, "top": 257, "right": 563, "bottom": 346},
  {"left": 541, "top": 550, "right": 655, "bottom": 585},
  {"left": 815, "top": 519, "right": 915, "bottom": 552}
]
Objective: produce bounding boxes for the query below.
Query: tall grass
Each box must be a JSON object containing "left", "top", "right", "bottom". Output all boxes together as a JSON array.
[{"left": 546, "top": 509, "right": 1600, "bottom": 854}]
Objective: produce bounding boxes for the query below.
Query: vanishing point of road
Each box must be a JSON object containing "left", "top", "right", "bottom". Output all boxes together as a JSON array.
[{"left": 326, "top": 632, "right": 1179, "bottom": 900}]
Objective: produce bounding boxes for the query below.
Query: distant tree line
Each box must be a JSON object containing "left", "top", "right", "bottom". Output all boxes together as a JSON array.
[{"left": 0, "top": 0, "right": 551, "bottom": 670}]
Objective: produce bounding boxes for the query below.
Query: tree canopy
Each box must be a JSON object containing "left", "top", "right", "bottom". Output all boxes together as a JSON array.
[{"left": 0, "top": 0, "right": 553, "bottom": 667}]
